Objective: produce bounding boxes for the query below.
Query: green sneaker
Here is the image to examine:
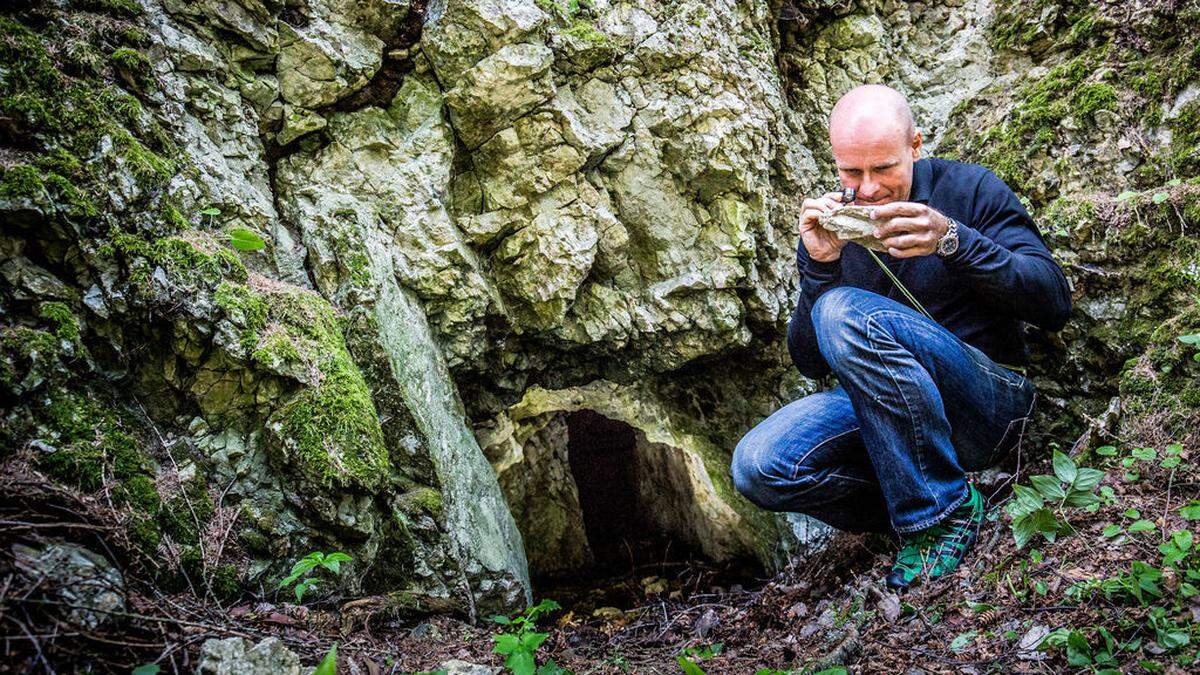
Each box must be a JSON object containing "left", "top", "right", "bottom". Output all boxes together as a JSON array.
[{"left": 886, "top": 484, "right": 985, "bottom": 590}]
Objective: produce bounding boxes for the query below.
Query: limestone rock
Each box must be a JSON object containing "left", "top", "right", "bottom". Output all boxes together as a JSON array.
[
  {"left": 277, "top": 20, "right": 382, "bottom": 109},
  {"left": 198, "top": 637, "right": 302, "bottom": 675},
  {"left": 12, "top": 543, "right": 125, "bottom": 630},
  {"left": 445, "top": 43, "right": 557, "bottom": 149},
  {"left": 421, "top": 0, "right": 550, "bottom": 90},
  {"left": 818, "top": 205, "right": 889, "bottom": 252}
]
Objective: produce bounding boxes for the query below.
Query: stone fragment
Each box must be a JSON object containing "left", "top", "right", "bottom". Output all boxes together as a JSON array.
[
  {"left": 12, "top": 543, "right": 126, "bottom": 630},
  {"left": 198, "top": 637, "right": 302, "bottom": 675},
  {"left": 818, "top": 205, "right": 889, "bottom": 252},
  {"left": 277, "top": 105, "right": 327, "bottom": 145},
  {"left": 445, "top": 43, "right": 556, "bottom": 149}
]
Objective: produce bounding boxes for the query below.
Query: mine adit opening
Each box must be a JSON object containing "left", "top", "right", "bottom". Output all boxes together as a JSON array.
[{"left": 516, "top": 409, "right": 763, "bottom": 608}]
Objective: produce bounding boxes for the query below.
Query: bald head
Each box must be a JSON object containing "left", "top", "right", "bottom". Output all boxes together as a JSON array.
[
  {"left": 829, "top": 84, "right": 916, "bottom": 148},
  {"left": 826, "top": 85, "right": 922, "bottom": 204}
]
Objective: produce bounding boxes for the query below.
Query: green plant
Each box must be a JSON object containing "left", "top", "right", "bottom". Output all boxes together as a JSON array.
[
  {"left": 314, "top": 643, "right": 337, "bottom": 675},
  {"left": 277, "top": 551, "right": 351, "bottom": 603},
  {"left": 1006, "top": 450, "right": 1105, "bottom": 548},
  {"left": 676, "top": 643, "right": 722, "bottom": 674},
  {"left": 1178, "top": 333, "right": 1200, "bottom": 361},
  {"left": 489, "top": 599, "right": 568, "bottom": 675},
  {"left": 1040, "top": 626, "right": 1123, "bottom": 671},
  {"left": 228, "top": 226, "right": 266, "bottom": 252}
]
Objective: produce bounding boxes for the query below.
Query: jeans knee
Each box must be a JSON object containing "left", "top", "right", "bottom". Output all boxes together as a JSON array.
[
  {"left": 812, "top": 287, "right": 875, "bottom": 370},
  {"left": 731, "top": 435, "right": 788, "bottom": 511}
]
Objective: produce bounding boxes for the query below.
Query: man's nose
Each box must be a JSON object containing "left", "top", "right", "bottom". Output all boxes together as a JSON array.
[{"left": 858, "top": 174, "right": 883, "bottom": 200}]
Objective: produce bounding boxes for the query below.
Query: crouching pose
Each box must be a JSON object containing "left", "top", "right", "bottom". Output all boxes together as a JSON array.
[{"left": 732, "top": 84, "right": 1072, "bottom": 590}]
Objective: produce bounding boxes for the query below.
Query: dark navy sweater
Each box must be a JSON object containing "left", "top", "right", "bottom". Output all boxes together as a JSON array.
[{"left": 787, "top": 157, "right": 1072, "bottom": 380}]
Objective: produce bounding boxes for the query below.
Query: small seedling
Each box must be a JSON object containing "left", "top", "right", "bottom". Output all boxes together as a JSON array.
[
  {"left": 489, "top": 599, "right": 568, "bottom": 675},
  {"left": 676, "top": 643, "right": 722, "bottom": 675},
  {"left": 277, "top": 551, "right": 351, "bottom": 603},
  {"left": 1006, "top": 450, "right": 1104, "bottom": 548}
]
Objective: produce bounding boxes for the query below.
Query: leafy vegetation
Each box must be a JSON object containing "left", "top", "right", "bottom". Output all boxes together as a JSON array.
[
  {"left": 1005, "top": 449, "right": 1104, "bottom": 548},
  {"left": 277, "top": 551, "right": 352, "bottom": 603},
  {"left": 489, "top": 599, "right": 569, "bottom": 675}
]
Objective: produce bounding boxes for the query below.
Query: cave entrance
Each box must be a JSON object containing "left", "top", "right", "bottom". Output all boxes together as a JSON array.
[
  {"left": 564, "top": 409, "right": 680, "bottom": 573},
  {"left": 487, "top": 406, "right": 764, "bottom": 607}
]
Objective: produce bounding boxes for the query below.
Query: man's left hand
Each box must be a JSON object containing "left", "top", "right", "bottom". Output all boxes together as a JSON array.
[{"left": 871, "top": 202, "right": 950, "bottom": 258}]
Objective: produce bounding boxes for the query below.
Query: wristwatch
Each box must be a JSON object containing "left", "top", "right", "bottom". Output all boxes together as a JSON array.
[{"left": 936, "top": 216, "right": 960, "bottom": 257}]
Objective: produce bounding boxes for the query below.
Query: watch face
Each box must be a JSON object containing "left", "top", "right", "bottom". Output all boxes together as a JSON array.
[{"left": 939, "top": 235, "right": 958, "bottom": 256}]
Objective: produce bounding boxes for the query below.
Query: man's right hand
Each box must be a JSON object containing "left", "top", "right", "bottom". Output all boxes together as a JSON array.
[{"left": 800, "top": 192, "right": 847, "bottom": 263}]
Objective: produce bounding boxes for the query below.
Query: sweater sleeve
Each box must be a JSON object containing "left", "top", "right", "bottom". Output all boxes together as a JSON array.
[
  {"left": 786, "top": 243, "right": 845, "bottom": 379},
  {"left": 940, "top": 170, "right": 1073, "bottom": 331}
]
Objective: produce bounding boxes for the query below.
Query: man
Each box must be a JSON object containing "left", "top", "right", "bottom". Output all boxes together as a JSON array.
[{"left": 731, "top": 84, "right": 1071, "bottom": 590}]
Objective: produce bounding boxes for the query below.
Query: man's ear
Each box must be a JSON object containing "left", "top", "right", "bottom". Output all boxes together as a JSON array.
[{"left": 911, "top": 129, "right": 923, "bottom": 159}]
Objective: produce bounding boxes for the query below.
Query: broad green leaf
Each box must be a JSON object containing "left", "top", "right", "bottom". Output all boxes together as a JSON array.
[
  {"left": 1128, "top": 519, "right": 1156, "bottom": 533},
  {"left": 675, "top": 656, "right": 706, "bottom": 675},
  {"left": 314, "top": 644, "right": 337, "bottom": 675},
  {"left": 1065, "top": 490, "right": 1099, "bottom": 508},
  {"left": 1013, "top": 514, "right": 1038, "bottom": 549},
  {"left": 1115, "top": 190, "right": 1138, "bottom": 202},
  {"left": 1052, "top": 450, "right": 1077, "bottom": 485},
  {"left": 132, "top": 665, "right": 161, "bottom": 675},
  {"left": 198, "top": 207, "right": 221, "bottom": 216},
  {"left": 950, "top": 630, "right": 978, "bottom": 653},
  {"left": 1095, "top": 445, "right": 1117, "bottom": 456},
  {"left": 1012, "top": 484, "right": 1045, "bottom": 512},
  {"left": 506, "top": 650, "right": 537, "bottom": 675},
  {"left": 492, "top": 634, "right": 520, "bottom": 654},
  {"left": 1124, "top": 508, "right": 1141, "bottom": 519},
  {"left": 228, "top": 227, "right": 266, "bottom": 251},
  {"left": 1181, "top": 501, "right": 1200, "bottom": 520},
  {"left": 1165, "top": 443, "right": 1183, "bottom": 455},
  {"left": 294, "top": 577, "right": 318, "bottom": 603},
  {"left": 1102, "top": 523, "right": 1122, "bottom": 538},
  {"left": 1151, "top": 192, "right": 1169, "bottom": 204},
  {"left": 521, "top": 632, "right": 548, "bottom": 651},
  {"left": 490, "top": 614, "right": 512, "bottom": 625},
  {"left": 1166, "top": 178, "right": 1183, "bottom": 187},
  {"left": 1131, "top": 447, "right": 1157, "bottom": 461},
  {"left": 1072, "top": 467, "right": 1105, "bottom": 492},
  {"left": 1030, "top": 474, "right": 1066, "bottom": 501},
  {"left": 1173, "top": 530, "right": 1193, "bottom": 551},
  {"left": 1178, "top": 334, "right": 1200, "bottom": 345}
]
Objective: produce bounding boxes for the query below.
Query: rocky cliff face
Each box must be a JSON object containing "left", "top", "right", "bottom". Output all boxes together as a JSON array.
[{"left": 2, "top": 0, "right": 1197, "bottom": 615}]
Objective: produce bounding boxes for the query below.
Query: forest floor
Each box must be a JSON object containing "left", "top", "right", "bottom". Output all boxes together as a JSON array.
[{"left": 4, "top": 418, "right": 1199, "bottom": 674}]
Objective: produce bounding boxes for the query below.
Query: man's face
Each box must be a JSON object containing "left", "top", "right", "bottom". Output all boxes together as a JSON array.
[{"left": 830, "top": 123, "right": 921, "bottom": 205}]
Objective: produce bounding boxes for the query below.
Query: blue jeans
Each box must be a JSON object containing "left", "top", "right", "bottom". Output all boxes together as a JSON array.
[{"left": 732, "top": 287, "right": 1036, "bottom": 534}]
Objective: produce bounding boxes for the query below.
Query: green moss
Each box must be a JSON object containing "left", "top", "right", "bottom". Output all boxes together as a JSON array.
[
  {"left": 74, "top": 0, "right": 144, "bottom": 17},
  {"left": 37, "top": 301, "right": 80, "bottom": 343},
  {"left": 116, "top": 474, "right": 162, "bottom": 513},
  {"left": 159, "top": 479, "right": 215, "bottom": 545},
  {"left": 266, "top": 288, "right": 391, "bottom": 490},
  {"left": 215, "top": 281, "right": 267, "bottom": 351},
  {"left": 563, "top": 19, "right": 611, "bottom": 47},
  {"left": 128, "top": 514, "right": 161, "bottom": 554},
  {"left": 0, "top": 165, "right": 47, "bottom": 201},
  {"left": 0, "top": 12, "right": 176, "bottom": 212},
  {"left": 109, "top": 47, "right": 151, "bottom": 87},
  {"left": 398, "top": 486, "right": 444, "bottom": 518},
  {"left": 159, "top": 203, "right": 189, "bottom": 231},
  {"left": 108, "top": 230, "right": 248, "bottom": 290},
  {"left": 1072, "top": 82, "right": 1117, "bottom": 122}
]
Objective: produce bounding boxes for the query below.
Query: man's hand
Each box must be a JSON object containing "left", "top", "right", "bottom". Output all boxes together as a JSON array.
[
  {"left": 800, "top": 192, "right": 847, "bottom": 263},
  {"left": 871, "top": 202, "right": 950, "bottom": 258}
]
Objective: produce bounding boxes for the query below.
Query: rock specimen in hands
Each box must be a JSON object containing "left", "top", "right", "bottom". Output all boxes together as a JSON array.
[{"left": 818, "top": 205, "right": 889, "bottom": 252}]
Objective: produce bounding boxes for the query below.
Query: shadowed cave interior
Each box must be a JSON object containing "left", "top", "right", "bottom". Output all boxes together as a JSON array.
[{"left": 511, "top": 409, "right": 763, "bottom": 605}]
